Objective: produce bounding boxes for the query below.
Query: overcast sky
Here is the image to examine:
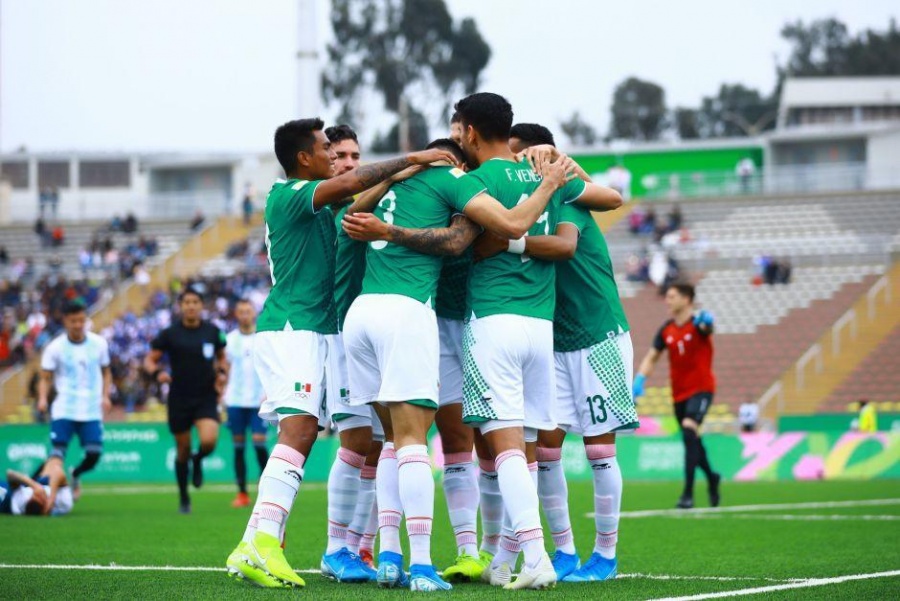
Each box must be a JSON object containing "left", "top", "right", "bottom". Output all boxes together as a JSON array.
[{"left": 1, "top": 0, "right": 896, "bottom": 153}]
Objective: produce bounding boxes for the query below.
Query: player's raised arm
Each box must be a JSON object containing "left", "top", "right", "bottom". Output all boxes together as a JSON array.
[
  {"left": 574, "top": 183, "right": 623, "bottom": 212},
  {"left": 463, "top": 155, "right": 574, "bottom": 239},
  {"left": 343, "top": 213, "right": 481, "bottom": 257},
  {"left": 346, "top": 165, "right": 427, "bottom": 215}
]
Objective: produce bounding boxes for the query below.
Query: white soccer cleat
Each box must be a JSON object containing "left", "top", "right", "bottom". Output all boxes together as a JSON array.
[
  {"left": 504, "top": 552, "right": 557, "bottom": 590},
  {"left": 481, "top": 560, "right": 512, "bottom": 587}
]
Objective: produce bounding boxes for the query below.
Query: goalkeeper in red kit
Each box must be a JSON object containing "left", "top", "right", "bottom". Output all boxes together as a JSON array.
[{"left": 633, "top": 282, "right": 721, "bottom": 509}]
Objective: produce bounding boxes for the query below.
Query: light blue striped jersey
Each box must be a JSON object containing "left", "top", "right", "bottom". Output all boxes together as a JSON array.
[
  {"left": 223, "top": 330, "right": 264, "bottom": 408},
  {"left": 40, "top": 332, "right": 110, "bottom": 421}
]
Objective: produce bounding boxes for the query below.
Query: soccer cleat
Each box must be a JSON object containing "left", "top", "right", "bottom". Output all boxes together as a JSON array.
[
  {"left": 321, "top": 548, "right": 377, "bottom": 583},
  {"left": 179, "top": 499, "right": 191, "bottom": 514},
  {"left": 709, "top": 472, "right": 722, "bottom": 507},
  {"left": 409, "top": 564, "right": 453, "bottom": 591},
  {"left": 359, "top": 548, "right": 375, "bottom": 568},
  {"left": 504, "top": 552, "right": 556, "bottom": 590},
  {"left": 442, "top": 553, "right": 488, "bottom": 582},
  {"left": 562, "top": 553, "right": 617, "bottom": 582},
  {"left": 481, "top": 560, "right": 512, "bottom": 587},
  {"left": 192, "top": 454, "right": 204, "bottom": 488},
  {"left": 231, "top": 492, "right": 251, "bottom": 508},
  {"left": 551, "top": 549, "right": 581, "bottom": 580},
  {"left": 676, "top": 494, "right": 694, "bottom": 509},
  {"left": 68, "top": 467, "right": 82, "bottom": 501},
  {"left": 227, "top": 541, "right": 288, "bottom": 588},
  {"left": 376, "top": 551, "right": 410, "bottom": 588},
  {"left": 247, "top": 531, "right": 305, "bottom": 588}
]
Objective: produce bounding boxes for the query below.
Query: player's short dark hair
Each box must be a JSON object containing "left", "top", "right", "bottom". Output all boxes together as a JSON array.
[
  {"left": 324, "top": 124, "right": 358, "bottom": 145},
  {"left": 509, "top": 123, "right": 556, "bottom": 148},
  {"left": 178, "top": 287, "right": 203, "bottom": 304},
  {"left": 667, "top": 281, "right": 696, "bottom": 302},
  {"left": 274, "top": 118, "right": 325, "bottom": 174},
  {"left": 426, "top": 138, "right": 467, "bottom": 166},
  {"left": 450, "top": 111, "right": 462, "bottom": 124},
  {"left": 235, "top": 298, "right": 253, "bottom": 307},
  {"left": 24, "top": 498, "right": 44, "bottom": 516},
  {"left": 454, "top": 93, "right": 513, "bottom": 142},
  {"left": 62, "top": 300, "right": 87, "bottom": 316}
]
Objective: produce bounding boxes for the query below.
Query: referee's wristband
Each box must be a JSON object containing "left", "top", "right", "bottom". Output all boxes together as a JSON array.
[{"left": 507, "top": 236, "right": 526, "bottom": 254}]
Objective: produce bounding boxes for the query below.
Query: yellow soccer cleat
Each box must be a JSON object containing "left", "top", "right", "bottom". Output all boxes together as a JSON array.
[
  {"left": 226, "top": 541, "right": 288, "bottom": 588},
  {"left": 443, "top": 553, "right": 489, "bottom": 582},
  {"left": 246, "top": 532, "right": 306, "bottom": 588}
]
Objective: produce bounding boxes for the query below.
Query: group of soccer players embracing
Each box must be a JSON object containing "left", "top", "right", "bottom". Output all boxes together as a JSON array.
[{"left": 219, "top": 90, "right": 663, "bottom": 592}]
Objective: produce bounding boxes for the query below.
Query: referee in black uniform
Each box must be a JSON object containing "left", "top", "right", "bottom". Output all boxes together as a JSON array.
[{"left": 144, "top": 288, "right": 229, "bottom": 513}]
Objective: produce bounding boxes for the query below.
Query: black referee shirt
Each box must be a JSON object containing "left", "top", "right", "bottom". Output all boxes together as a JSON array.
[{"left": 151, "top": 320, "right": 226, "bottom": 405}]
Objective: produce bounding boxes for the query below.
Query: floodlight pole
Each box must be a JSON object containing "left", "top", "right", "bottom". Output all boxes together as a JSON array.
[{"left": 297, "top": 0, "right": 320, "bottom": 118}]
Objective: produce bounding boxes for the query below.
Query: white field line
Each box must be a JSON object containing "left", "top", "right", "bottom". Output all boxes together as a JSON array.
[
  {"left": 671, "top": 513, "right": 900, "bottom": 522},
  {"left": 0, "top": 564, "right": 799, "bottom": 583},
  {"left": 649, "top": 569, "right": 900, "bottom": 601},
  {"left": 585, "top": 498, "right": 900, "bottom": 519},
  {"left": 86, "top": 483, "right": 325, "bottom": 495}
]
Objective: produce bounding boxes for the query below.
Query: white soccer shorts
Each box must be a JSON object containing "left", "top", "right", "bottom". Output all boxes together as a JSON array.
[
  {"left": 325, "top": 333, "right": 383, "bottom": 436},
  {"left": 462, "top": 314, "right": 556, "bottom": 431},
  {"left": 438, "top": 317, "right": 465, "bottom": 407},
  {"left": 343, "top": 294, "right": 440, "bottom": 408},
  {"left": 255, "top": 329, "right": 327, "bottom": 426},
  {"left": 554, "top": 332, "right": 640, "bottom": 437}
]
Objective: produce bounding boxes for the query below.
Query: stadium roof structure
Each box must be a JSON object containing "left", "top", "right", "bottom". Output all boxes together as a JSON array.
[{"left": 777, "top": 76, "right": 900, "bottom": 129}]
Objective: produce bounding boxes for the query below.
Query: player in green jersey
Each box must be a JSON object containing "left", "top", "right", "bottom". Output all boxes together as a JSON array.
[
  {"left": 496, "top": 128, "right": 637, "bottom": 583},
  {"left": 225, "top": 118, "right": 460, "bottom": 589}
]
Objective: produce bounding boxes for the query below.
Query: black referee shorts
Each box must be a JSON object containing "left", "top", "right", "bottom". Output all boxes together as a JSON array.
[
  {"left": 674, "top": 392, "right": 713, "bottom": 427},
  {"left": 167, "top": 399, "right": 220, "bottom": 434}
]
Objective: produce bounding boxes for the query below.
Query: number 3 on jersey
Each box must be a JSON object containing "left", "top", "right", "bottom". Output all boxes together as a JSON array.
[
  {"left": 517, "top": 193, "right": 549, "bottom": 263},
  {"left": 370, "top": 190, "right": 397, "bottom": 250}
]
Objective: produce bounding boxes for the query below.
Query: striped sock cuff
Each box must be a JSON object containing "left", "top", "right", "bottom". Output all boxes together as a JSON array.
[
  {"left": 380, "top": 446, "right": 397, "bottom": 461},
  {"left": 259, "top": 502, "right": 287, "bottom": 522},
  {"left": 483, "top": 533, "right": 501, "bottom": 546},
  {"left": 455, "top": 530, "right": 477, "bottom": 546},
  {"left": 585, "top": 444, "right": 616, "bottom": 461},
  {"left": 596, "top": 530, "right": 618, "bottom": 548},
  {"left": 338, "top": 447, "right": 366, "bottom": 469},
  {"left": 248, "top": 511, "right": 259, "bottom": 529},
  {"left": 527, "top": 461, "right": 538, "bottom": 473},
  {"left": 346, "top": 530, "right": 362, "bottom": 547},
  {"left": 536, "top": 446, "right": 562, "bottom": 462},
  {"left": 479, "top": 458, "right": 496, "bottom": 472},
  {"left": 398, "top": 454, "right": 431, "bottom": 468},
  {"left": 378, "top": 510, "right": 402, "bottom": 529},
  {"left": 361, "top": 465, "right": 377, "bottom": 479},
  {"left": 360, "top": 532, "right": 376, "bottom": 550},
  {"left": 495, "top": 449, "right": 525, "bottom": 470},
  {"left": 407, "top": 517, "right": 433, "bottom": 536},
  {"left": 501, "top": 535, "right": 521, "bottom": 552},
  {"left": 444, "top": 452, "right": 473, "bottom": 465},
  {"left": 552, "top": 528, "right": 574, "bottom": 548},
  {"left": 271, "top": 444, "right": 306, "bottom": 467},
  {"left": 328, "top": 520, "right": 348, "bottom": 538},
  {"left": 517, "top": 528, "right": 544, "bottom": 544}
]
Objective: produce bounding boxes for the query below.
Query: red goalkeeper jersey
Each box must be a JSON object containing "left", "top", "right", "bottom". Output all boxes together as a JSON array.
[{"left": 653, "top": 318, "right": 716, "bottom": 403}]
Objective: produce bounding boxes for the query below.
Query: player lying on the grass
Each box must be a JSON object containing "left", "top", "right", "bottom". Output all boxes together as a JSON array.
[
  {"left": 38, "top": 300, "right": 111, "bottom": 499},
  {"left": 223, "top": 299, "right": 268, "bottom": 509},
  {"left": 144, "top": 287, "right": 229, "bottom": 514},
  {"left": 634, "top": 282, "right": 721, "bottom": 509},
  {"left": 476, "top": 124, "right": 633, "bottom": 583},
  {"left": 0, "top": 457, "right": 74, "bottom": 516},
  {"left": 224, "top": 117, "right": 462, "bottom": 589}
]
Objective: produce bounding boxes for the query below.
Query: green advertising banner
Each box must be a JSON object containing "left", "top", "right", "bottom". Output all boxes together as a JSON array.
[{"left": 1, "top": 425, "right": 897, "bottom": 483}]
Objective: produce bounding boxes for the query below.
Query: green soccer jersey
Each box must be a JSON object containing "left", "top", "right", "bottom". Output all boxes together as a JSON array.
[
  {"left": 361, "top": 166, "right": 485, "bottom": 304},
  {"left": 435, "top": 253, "right": 472, "bottom": 321},
  {"left": 333, "top": 205, "right": 367, "bottom": 331},
  {"left": 257, "top": 178, "right": 338, "bottom": 334},
  {"left": 466, "top": 159, "right": 586, "bottom": 321},
  {"left": 554, "top": 202, "right": 630, "bottom": 352}
]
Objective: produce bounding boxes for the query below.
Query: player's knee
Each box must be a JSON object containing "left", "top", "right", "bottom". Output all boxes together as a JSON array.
[
  {"left": 681, "top": 418, "right": 699, "bottom": 432},
  {"left": 82, "top": 450, "right": 102, "bottom": 468},
  {"left": 339, "top": 426, "right": 373, "bottom": 456}
]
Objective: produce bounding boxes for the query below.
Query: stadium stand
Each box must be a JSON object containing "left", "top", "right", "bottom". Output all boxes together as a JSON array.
[{"left": 826, "top": 323, "right": 900, "bottom": 412}]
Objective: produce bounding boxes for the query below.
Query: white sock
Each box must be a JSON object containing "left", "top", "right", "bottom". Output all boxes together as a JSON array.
[
  {"left": 360, "top": 496, "right": 378, "bottom": 555},
  {"left": 347, "top": 464, "right": 377, "bottom": 554},
  {"left": 255, "top": 444, "right": 305, "bottom": 540},
  {"left": 587, "top": 444, "right": 621, "bottom": 559},
  {"left": 376, "top": 443, "right": 402, "bottom": 555},
  {"left": 493, "top": 511, "right": 520, "bottom": 568},
  {"left": 536, "top": 447, "right": 575, "bottom": 554},
  {"left": 398, "top": 444, "right": 434, "bottom": 566},
  {"left": 478, "top": 458, "right": 502, "bottom": 555},
  {"left": 496, "top": 449, "right": 545, "bottom": 569},
  {"left": 241, "top": 502, "right": 261, "bottom": 544},
  {"left": 443, "top": 452, "right": 479, "bottom": 557},
  {"left": 326, "top": 447, "right": 365, "bottom": 554}
]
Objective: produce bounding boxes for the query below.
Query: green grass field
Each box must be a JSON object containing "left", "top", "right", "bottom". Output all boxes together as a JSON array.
[{"left": 1, "top": 479, "right": 898, "bottom": 599}]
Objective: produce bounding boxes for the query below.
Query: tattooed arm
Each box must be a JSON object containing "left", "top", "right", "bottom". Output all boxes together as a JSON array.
[
  {"left": 313, "top": 149, "right": 459, "bottom": 211},
  {"left": 343, "top": 213, "right": 481, "bottom": 257}
]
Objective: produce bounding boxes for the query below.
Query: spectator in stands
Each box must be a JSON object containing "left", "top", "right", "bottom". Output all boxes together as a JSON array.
[
  {"left": 0, "top": 246, "right": 8, "bottom": 265},
  {"left": 642, "top": 208, "right": 658, "bottom": 234},
  {"left": 856, "top": 399, "right": 878, "bottom": 433},
  {"left": 109, "top": 215, "right": 123, "bottom": 232},
  {"left": 242, "top": 184, "right": 255, "bottom": 225},
  {"left": 738, "top": 398, "right": 759, "bottom": 433},
  {"left": 667, "top": 204, "right": 683, "bottom": 233},
  {"left": 625, "top": 252, "right": 650, "bottom": 283},
  {"left": 134, "top": 263, "right": 151, "bottom": 291},
  {"left": 736, "top": 157, "right": 755, "bottom": 194},
  {"left": 628, "top": 206, "right": 646, "bottom": 235},
  {"left": 123, "top": 212, "right": 138, "bottom": 234},
  {"left": 51, "top": 224, "right": 65, "bottom": 248},
  {"left": 35, "top": 217, "right": 50, "bottom": 248},
  {"left": 49, "top": 187, "right": 60, "bottom": 218},
  {"left": 190, "top": 210, "right": 205, "bottom": 231},
  {"left": 38, "top": 187, "right": 51, "bottom": 218}
]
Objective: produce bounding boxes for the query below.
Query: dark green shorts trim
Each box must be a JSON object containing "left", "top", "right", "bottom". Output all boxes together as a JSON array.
[{"left": 405, "top": 399, "right": 438, "bottom": 410}]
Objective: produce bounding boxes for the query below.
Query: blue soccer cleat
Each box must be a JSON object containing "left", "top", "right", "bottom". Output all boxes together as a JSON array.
[
  {"left": 321, "top": 547, "right": 376, "bottom": 583},
  {"left": 551, "top": 549, "right": 582, "bottom": 580},
  {"left": 409, "top": 564, "right": 453, "bottom": 591},
  {"left": 562, "top": 553, "right": 618, "bottom": 582},
  {"left": 376, "top": 551, "right": 410, "bottom": 589}
]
